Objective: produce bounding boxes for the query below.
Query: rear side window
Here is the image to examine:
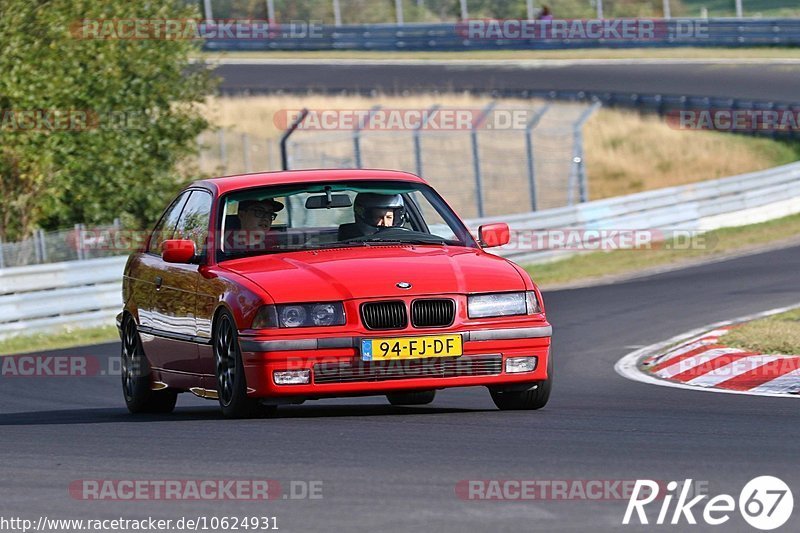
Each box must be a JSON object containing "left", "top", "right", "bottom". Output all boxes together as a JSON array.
[
  {"left": 174, "top": 190, "right": 213, "bottom": 255},
  {"left": 148, "top": 192, "right": 190, "bottom": 254}
]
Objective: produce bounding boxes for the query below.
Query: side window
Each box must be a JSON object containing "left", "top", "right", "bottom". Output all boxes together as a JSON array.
[
  {"left": 148, "top": 192, "right": 190, "bottom": 254},
  {"left": 174, "top": 190, "right": 213, "bottom": 255}
]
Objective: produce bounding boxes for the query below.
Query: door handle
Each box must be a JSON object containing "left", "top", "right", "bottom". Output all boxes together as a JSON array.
[{"left": 155, "top": 276, "right": 163, "bottom": 290}]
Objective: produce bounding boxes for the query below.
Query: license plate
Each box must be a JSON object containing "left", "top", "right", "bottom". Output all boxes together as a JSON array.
[{"left": 361, "top": 334, "right": 462, "bottom": 361}]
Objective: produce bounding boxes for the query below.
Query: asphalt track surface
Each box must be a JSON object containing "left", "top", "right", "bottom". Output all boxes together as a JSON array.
[
  {"left": 215, "top": 59, "right": 800, "bottom": 103},
  {"left": 3, "top": 59, "right": 800, "bottom": 532},
  {"left": 2, "top": 243, "right": 800, "bottom": 532}
]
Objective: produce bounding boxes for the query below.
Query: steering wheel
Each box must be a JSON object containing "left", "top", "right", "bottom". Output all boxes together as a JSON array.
[{"left": 378, "top": 225, "right": 412, "bottom": 232}]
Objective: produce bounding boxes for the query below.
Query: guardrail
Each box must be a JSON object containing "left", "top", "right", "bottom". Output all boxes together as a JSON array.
[
  {"left": 0, "top": 256, "right": 127, "bottom": 339},
  {"left": 1, "top": 161, "right": 799, "bottom": 340},
  {"left": 466, "top": 161, "right": 800, "bottom": 264},
  {"left": 202, "top": 19, "right": 800, "bottom": 51}
]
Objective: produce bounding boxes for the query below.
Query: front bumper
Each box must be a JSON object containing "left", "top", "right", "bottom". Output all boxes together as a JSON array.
[{"left": 240, "top": 326, "right": 552, "bottom": 398}]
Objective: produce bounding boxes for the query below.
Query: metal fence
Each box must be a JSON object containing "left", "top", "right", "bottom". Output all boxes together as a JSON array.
[
  {"left": 497, "top": 90, "right": 800, "bottom": 140},
  {"left": 0, "top": 222, "right": 124, "bottom": 269},
  {"left": 197, "top": 129, "right": 280, "bottom": 176},
  {"left": 202, "top": 19, "right": 800, "bottom": 52},
  {"left": 282, "top": 101, "right": 600, "bottom": 219}
]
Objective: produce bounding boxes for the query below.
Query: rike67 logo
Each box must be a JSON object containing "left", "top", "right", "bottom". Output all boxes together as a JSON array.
[{"left": 623, "top": 477, "right": 793, "bottom": 530}]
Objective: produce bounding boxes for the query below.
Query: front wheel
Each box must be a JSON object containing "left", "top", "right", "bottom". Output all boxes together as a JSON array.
[
  {"left": 121, "top": 316, "right": 177, "bottom": 414},
  {"left": 489, "top": 353, "right": 552, "bottom": 411},
  {"left": 214, "top": 310, "right": 276, "bottom": 419}
]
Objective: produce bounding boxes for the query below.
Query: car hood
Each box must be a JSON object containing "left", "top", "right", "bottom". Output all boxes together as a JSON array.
[{"left": 219, "top": 245, "right": 526, "bottom": 302}]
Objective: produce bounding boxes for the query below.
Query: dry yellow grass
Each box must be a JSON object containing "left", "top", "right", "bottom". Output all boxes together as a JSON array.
[
  {"left": 584, "top": 108, "right": 799, "bottom": 199},
  {"left": 200, "top": 95, "right": 799, "bottom": 206}
]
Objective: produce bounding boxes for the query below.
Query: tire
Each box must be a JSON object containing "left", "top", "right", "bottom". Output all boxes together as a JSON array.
[
  {"left": 490, "top": 352, "right": 552, "bottom": 411},
  {"left": 214, "top": 310, "right": 276, "bottom": 419},
  {"left": 121, "top": 315, "right": 178, "bottom": 414},
  {"left": 387, "top": 390, "right": 436, "bottom": 406}
]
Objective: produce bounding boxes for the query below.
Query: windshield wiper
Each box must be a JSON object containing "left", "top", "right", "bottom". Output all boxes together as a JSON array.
[
  {"left": 354, "top": 237, "right": 447, "bottom": 245},
  {"left": 303, "top": 241, "right": 375, "bottom": 250}
]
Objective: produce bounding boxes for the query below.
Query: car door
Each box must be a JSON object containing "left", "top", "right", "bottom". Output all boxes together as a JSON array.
[
  {"left": 135, "top": 190, "right": 191, "bottom": 355},
  {"left": 149, "top": 189, "right": 214, "bottom": 378}
]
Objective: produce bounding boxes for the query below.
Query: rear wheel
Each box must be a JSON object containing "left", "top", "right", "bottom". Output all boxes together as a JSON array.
[
  {"left": 387, "top": 390, "right": 436, "bottom": 406},
  {"left": 214, "top": 310, "right": 276, "bottom": 419},
  {"left": 121, "top": 316, "right": 177, "bottom": 414},
  {"left": 490, "top": 353, "right": 552, "bottom": 411}
]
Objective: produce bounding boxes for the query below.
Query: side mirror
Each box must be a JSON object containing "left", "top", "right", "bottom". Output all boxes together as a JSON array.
[
  {"left": 478, "top": 223, "right": 510, "bottom": 248},
  {"left": 162, "top": 239, "right": 196, "bottom": 264}
]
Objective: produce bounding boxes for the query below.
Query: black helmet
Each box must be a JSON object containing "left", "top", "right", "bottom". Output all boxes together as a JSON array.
[{"left": 353, "top": 193, "right": 406, "bottom": 228}]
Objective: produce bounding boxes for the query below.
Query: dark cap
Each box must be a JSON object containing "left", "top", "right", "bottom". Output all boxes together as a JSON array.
[{"left": 239, "top": 198, "right": 284, "bottom": 213}]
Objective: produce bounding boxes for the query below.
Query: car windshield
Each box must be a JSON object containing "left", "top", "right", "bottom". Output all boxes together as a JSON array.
[{"left": 218, "top": 180, "right": 478, "bottom": 259}]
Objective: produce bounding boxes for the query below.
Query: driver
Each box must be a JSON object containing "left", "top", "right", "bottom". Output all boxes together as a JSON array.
[{"left": 338, "top": 193, "right": 405, "bottom": 240}]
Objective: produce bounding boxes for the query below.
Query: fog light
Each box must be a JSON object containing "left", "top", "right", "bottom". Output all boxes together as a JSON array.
[
  {"left": 505, "top": 356, "right": 537, "bottom": 373},
  {"left": 273, "top": 370, "right": 311, "bottom": 385}
]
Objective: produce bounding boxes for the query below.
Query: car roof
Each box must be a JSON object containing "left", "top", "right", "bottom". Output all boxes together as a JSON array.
[{"left": 194, "top": 169, "right": 427, "bottom": 195}]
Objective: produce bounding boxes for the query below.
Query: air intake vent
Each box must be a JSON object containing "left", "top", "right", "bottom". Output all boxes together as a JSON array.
[
  {"left": 412, "top": 299, "right": 456, "bottom": 328},
  {"left": 360, "top": 301, "right": 407, "bottom": 330},
  {"left": 314, "top": 355, "right": 502, "bottom": 384}
]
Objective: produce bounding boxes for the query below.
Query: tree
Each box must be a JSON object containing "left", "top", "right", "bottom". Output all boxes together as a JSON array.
[{"left": 0, "top": 0, "right": 216, "bottom": 241}]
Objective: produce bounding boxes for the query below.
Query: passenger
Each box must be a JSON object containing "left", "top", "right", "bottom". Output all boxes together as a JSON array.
[
  {"left": 238, "top": 198, "right": 284, "bottom": 232},
  {"left": 230, "top": 198, "right": 284, "bottom": 251}
]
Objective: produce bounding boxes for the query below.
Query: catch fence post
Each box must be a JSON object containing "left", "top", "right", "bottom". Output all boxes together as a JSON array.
[
  {"left": 524, "top": 104, "right": 550, "bottom": 211},
  {"left": 470, "top": 101, "right": 496, "bottom": 218}
]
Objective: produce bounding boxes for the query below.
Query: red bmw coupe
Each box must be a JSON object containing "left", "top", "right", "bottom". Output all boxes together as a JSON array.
[{"left": 118, "top": 169, "right": 552, "bottom": 418}]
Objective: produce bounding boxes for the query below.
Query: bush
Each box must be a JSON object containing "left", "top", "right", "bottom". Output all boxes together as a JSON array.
[{"left": 0, "top": 0, "right": 216, "bottom": 241}]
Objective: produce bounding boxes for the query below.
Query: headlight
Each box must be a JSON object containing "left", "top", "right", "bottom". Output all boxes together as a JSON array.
[
  {"left": 310, "top": 303, "right": 340, "bottom": 326},
  {"left": 280, "top": 305, "right": 307, "bottom": 328},
  {"left": 252, "top": 303, "right": 345, "bottom": 329},
  {"left": 468, "top": 291, "right": 540, "bottom": 319}
]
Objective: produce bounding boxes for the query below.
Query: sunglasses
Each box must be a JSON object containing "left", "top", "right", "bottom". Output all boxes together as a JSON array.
[{"left": 246, "top": 207, "right": 278, "bottom": 221}]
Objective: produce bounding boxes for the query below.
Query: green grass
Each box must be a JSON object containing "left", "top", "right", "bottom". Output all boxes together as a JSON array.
[
  {"left": 683, "top": 0, "right": 800, "bottom": 17},
  {"left": 0, "top": 325, "right": 119, "bottom": 356},
  {"left": 198, "top": 47, "right": 800, "bottom": 61},
  {"left": 525, "top": 211, "right": 800, "bottom": 287},
  {"left": 722, "top": 309, "right": 800, "bottom": 355}
]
